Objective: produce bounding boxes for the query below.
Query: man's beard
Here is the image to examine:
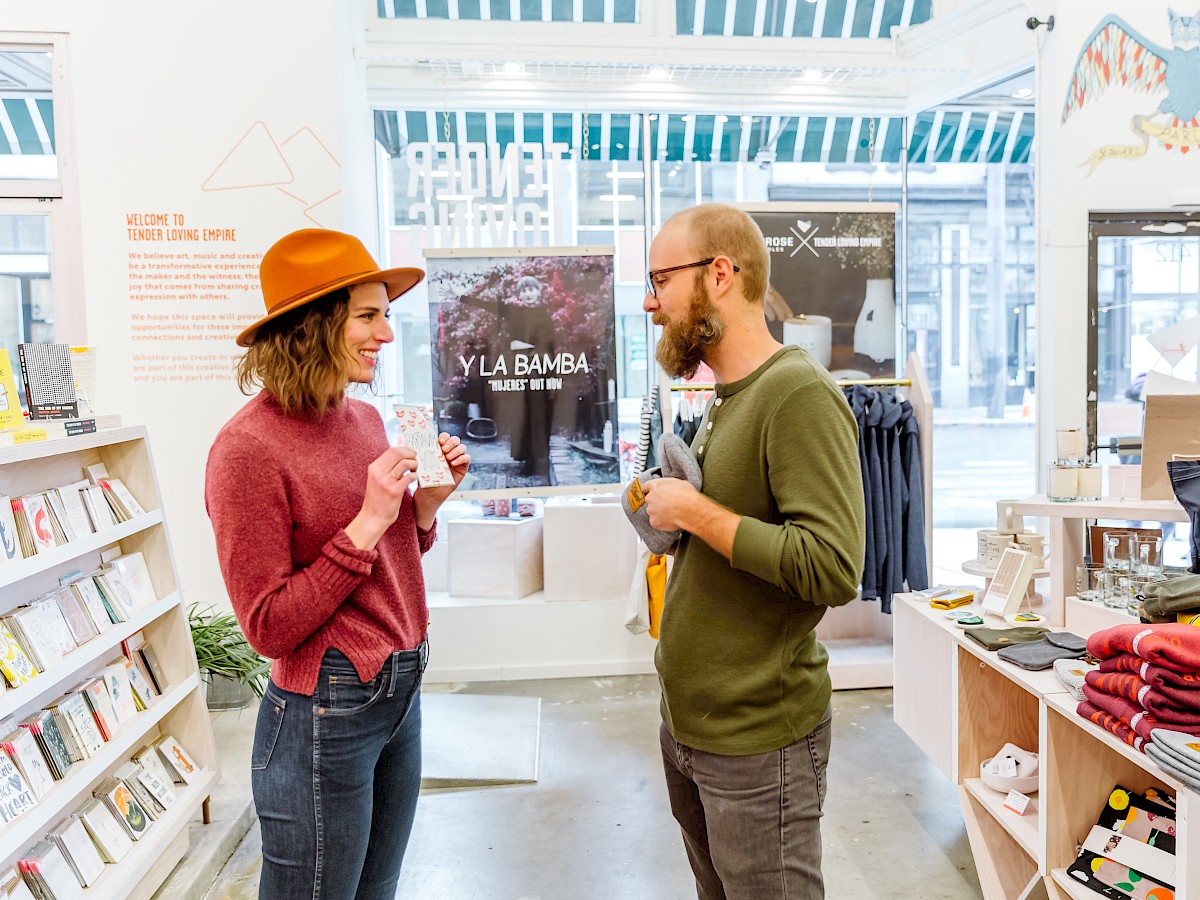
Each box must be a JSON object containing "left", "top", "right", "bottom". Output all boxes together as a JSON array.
[{"left": 654, "top": 279, "right": 724, "bottom": 379}]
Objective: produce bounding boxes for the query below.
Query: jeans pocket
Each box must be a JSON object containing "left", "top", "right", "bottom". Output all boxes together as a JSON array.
[
  {"left": 805, "top": 711, "right": 832, "bottom": 813},
  {"left": 251, "top": 688, "right": 287, "bottom": 771},
  {"left": 318, "top": 670, "right": 390, "bottom": 716}
]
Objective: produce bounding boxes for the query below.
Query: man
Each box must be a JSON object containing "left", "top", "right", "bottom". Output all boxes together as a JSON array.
[{"left": 641, "top": 203, "right": 866, "bottom": 900}]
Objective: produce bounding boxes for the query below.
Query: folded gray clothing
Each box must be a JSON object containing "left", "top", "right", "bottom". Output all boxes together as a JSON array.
[
  {"left": 621, "top": 433, "right": 703, "bottom": 555},
  {"left": 1142, "top": 573, "right": 1200, "bottom": 617},
  {"left": 1150, "top": 727, "right": 1200, "bottom": 773},
  {"left": 1053, "top": 657, "right": 1098, "bottom": 701},
  {"left": 997, "top": 638, "right": 1086, "bottom": 671},
  {"left": 1145, "top": 742, "right": 1200, "bottom": 791},
  {"left": 1147, "top": 740, "right": 1200, "bottom": 785},
  {"left": 1046, "top": 632, "right": 1088, "bottom": 652}
]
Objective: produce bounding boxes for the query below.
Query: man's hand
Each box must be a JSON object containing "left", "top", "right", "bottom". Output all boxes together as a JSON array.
[
  {"left": 642, "top": 476, "right": 702, "bottom": 533},
  {"left": 642, "top": 477, "right": 741, "bottom": 560}
]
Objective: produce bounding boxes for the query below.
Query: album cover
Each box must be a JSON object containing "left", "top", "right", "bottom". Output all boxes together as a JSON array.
[{"left": 17, "top": 343, "right": 79, "bottom": 420}]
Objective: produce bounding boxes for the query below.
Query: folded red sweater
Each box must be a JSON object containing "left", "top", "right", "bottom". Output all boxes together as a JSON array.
[
  {"left": 1085, "top": 670, "right": 1200, "bottom": 723},
  {"left": 1099, "top": 653, "right": 1200, "bottom": 703},
  {"left": 1076, "top": 699, "right": 1146, "bottom": 751},
  {"left": 1086, "top": 623, "right": 1200, "bottom": 673},
  {"left": 1082, "top": 683, "right": 1200, "bottom": 743}
]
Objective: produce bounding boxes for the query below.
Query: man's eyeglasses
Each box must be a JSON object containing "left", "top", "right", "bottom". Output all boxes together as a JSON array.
[{"left": 646, "top": 258, "right": 740, "bottom": 298}]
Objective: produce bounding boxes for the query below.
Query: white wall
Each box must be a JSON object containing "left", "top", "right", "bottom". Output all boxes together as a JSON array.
[
  {"left": 1, "top": 2, "right": 370, "bottom": 609},
  {"left": 1035, "top": 1, "right": 1200, "bottom": 473}
]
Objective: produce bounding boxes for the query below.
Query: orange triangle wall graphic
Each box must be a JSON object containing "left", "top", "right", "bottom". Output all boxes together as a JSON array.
[{"left": 202, "top": 121, "right": 294, "bottom": 192}]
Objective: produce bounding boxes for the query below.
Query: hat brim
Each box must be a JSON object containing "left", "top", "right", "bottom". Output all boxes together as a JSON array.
[{"left": 236, "top": 266, "right": 425, "bottom": 347}]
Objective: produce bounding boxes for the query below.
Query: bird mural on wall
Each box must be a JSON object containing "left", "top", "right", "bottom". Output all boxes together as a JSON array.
[{"left": 1064, "top": 9, "right": 1200, "bottom": 171}]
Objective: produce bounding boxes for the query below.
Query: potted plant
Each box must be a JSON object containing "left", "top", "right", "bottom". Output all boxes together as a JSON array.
[{"left": 187, "top": 603, "right": 271, "bottom": 710}]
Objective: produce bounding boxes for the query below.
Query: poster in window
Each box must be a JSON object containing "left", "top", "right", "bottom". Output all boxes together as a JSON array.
[
  {"left": 740, "top": 203, "right": 899, "bottom": 379},
  {"left": 424, "top": 246, "right": 620, "bottom": 497}
]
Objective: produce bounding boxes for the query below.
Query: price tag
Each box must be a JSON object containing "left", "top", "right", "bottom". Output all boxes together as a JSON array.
[{"left": 1004, "top": 790, "right": 1031, "bottom": 816}]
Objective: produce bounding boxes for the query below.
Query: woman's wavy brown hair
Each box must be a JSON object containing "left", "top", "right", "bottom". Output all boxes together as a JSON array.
[{"left": 236, "top": 288, "right": 358, "bottom": 419}]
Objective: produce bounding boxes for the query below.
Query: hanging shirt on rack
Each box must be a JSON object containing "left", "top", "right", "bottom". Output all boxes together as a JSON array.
[{"left": 841, "top": 384, "right": 929, "bottom": 612}]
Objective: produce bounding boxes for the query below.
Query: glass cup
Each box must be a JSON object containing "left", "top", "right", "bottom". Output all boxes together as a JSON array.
[
  {"left": 1135, "top": 537, "right": 1164, "bottom": 577},
  {"left": 1102, "top": 572, "right": 1132, "bottom": 609},
  {"left": 1103, "top": 531, "right": 1137, "bottom": 576},
  {"left": 1076, "top": 564, "right": 1106, "bottom": 602}
]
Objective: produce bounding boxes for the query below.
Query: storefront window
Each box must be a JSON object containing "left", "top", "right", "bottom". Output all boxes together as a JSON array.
[
  {"left": 909, "top": 168, "right": 1036, "bottom": 582},
  {"left": 0, "top": 213, "right": 54, "bottom": 398},
  {"left": 0, "top": 49, "right": 57, "bottom": 184},
  {"left": 373, "top": 105, "right": 1036, "bottom": 526},
  {"left": 374, "top": 112, "right": 647, "bottom": 480},
  {"left": 1, "top": 44, "right": 68, "bottom": 378},
  {"left": 1090, "top": 214, "right": 1199, "bottom": 570}
]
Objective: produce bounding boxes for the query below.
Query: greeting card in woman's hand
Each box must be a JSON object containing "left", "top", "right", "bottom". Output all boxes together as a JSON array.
[{"left": 394, "top": 405, "right": 455, "bottom": 488}]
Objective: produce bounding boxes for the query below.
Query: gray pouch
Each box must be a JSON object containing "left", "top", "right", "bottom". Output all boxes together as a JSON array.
[
  {"left": 997, "top": 638, "right": 1086, "bottom": 671},
  {"left": 621, "top": 433, "right": 702, "bottom": 555},
  {"left": 1045, "top": 632, "right": 1088, "bottom": 653}
]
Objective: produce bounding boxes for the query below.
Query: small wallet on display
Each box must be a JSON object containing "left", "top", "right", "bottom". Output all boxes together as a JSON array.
[
  {"left": 922, "top": 587, "right": 975, "bottom": 610},
  {"left": 963, "top": 625, "right": 1048, "bottom": 652},
  {"left": 997, "top": 634, "right": 1088, "bottom": 671}
]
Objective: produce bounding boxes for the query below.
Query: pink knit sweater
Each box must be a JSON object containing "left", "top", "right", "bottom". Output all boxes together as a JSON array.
[{"left": 204, "top": 392, "right": 435, "bottom": 694}]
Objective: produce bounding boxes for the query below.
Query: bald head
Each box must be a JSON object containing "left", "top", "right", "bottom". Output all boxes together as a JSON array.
[{"left": 663, "top": 204, "right": 770, "bottom": 306}]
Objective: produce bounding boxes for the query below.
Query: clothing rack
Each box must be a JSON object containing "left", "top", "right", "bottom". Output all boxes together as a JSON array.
[
  {"left": 668, "top": 378, "right": 912, "bottom": 390},
  {"left": 837, "top": 377, "right": 912, "bottom": 388},
  {"left": 819, "top": 354, "right": 933, "bottom": 691}
]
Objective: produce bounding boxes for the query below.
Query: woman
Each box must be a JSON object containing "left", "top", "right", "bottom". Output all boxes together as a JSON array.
[{"left": 205, "top": 228, "right": 469, "bottom": 899}]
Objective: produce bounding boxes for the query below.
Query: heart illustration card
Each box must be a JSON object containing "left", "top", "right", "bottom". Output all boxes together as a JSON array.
[{"left": 394, "top": 405, "right": 455, "bottom": 489}]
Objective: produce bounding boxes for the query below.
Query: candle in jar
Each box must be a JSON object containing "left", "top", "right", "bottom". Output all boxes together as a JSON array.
[
  {"left": 1077, "top": 465, "right": 1102, "bottom": 500},
  {"left": 1048, "top": 464, "right": 1078, "bottom": 500},
  {"left": 1055, "top": 428, "right": 1087, "bottom": 465}
]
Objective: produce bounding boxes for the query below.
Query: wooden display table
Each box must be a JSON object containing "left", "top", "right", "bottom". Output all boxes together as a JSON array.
[{"left": 894, "top": 593, "right": 1200, "bottom": 899}]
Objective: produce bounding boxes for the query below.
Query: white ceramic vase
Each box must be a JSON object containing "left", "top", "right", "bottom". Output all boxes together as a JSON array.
[{"left": 853, "top": 277, "right": 896, "bottom": 363}]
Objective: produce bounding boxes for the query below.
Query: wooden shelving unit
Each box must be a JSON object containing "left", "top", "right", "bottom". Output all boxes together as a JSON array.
[
  {"left": 894, "top": 591, "right": 1200, "bottom": 899},
  {"left": 0, "top": 427, "right": 218, "bottom": 899}
]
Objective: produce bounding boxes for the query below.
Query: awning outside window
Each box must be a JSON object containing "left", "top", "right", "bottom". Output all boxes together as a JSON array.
[
  {"left": 375, "top": 109, "right": 1034, "bottom": 165},
  {"left": 0, "top": 97, "right": 55, "bottom": 155},
  {"left": 376, "top": 0, "right": 933, "bottom": 37}
]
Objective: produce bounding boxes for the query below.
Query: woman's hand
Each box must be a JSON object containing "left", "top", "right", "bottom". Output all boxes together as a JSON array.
[
  {"left": 413, "top": 434, "right": 471, "bottom": 530},
  {"left": 345, "top": 446, "right": 419, "bottom": 550}
]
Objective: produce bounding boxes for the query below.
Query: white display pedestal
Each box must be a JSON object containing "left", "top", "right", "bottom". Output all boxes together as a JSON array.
[
  {"left": 448, "top": 514, "right": 544, "bottom": 599},
  {"left": 542, "top": 497, "right": 636, "bottom": 601}
]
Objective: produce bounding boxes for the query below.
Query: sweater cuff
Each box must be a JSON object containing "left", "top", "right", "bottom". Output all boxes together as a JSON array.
[
  {"left": 417, "top": 520, "right": 438, "bottom": 554},
  {"left": 326, "top": 529, "right": 379, "bottom": 575},
  {"left": 730, "top": 516, "right": 782, "bottom": 585}
]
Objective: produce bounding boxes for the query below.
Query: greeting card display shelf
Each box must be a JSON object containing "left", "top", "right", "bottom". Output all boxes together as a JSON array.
[{"left": 0, "top": 427, "right": 218, "bottom": 898}]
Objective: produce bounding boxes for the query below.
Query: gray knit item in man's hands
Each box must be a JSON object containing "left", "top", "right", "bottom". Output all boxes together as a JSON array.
[{"left": 621, "top": 433, "right": 703, "bottom": 555}]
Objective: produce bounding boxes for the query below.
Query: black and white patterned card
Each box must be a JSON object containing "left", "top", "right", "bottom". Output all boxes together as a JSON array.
[{"left": 18, "top": 343, "right": 79, "bottom": 420}]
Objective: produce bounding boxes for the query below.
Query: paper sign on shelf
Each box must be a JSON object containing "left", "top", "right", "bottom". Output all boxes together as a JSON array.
[{"left": 1003, "top": 790, "right": 1030, "bottom": 816}]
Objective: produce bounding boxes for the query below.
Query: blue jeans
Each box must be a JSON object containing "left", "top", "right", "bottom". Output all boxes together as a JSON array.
[
  {"left": 660, "top": 706, "right": 833, "bottom": 900},
  {"left": 1169, "top": 459, "right": 1200, "bottom": 574},
  {"left": 251, "top": 642, "right": 428, "bottom": 900}
]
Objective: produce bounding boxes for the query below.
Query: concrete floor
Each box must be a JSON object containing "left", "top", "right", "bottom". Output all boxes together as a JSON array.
[{"left": 206, "top": 677, "right": 981, "bottom": 899}]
